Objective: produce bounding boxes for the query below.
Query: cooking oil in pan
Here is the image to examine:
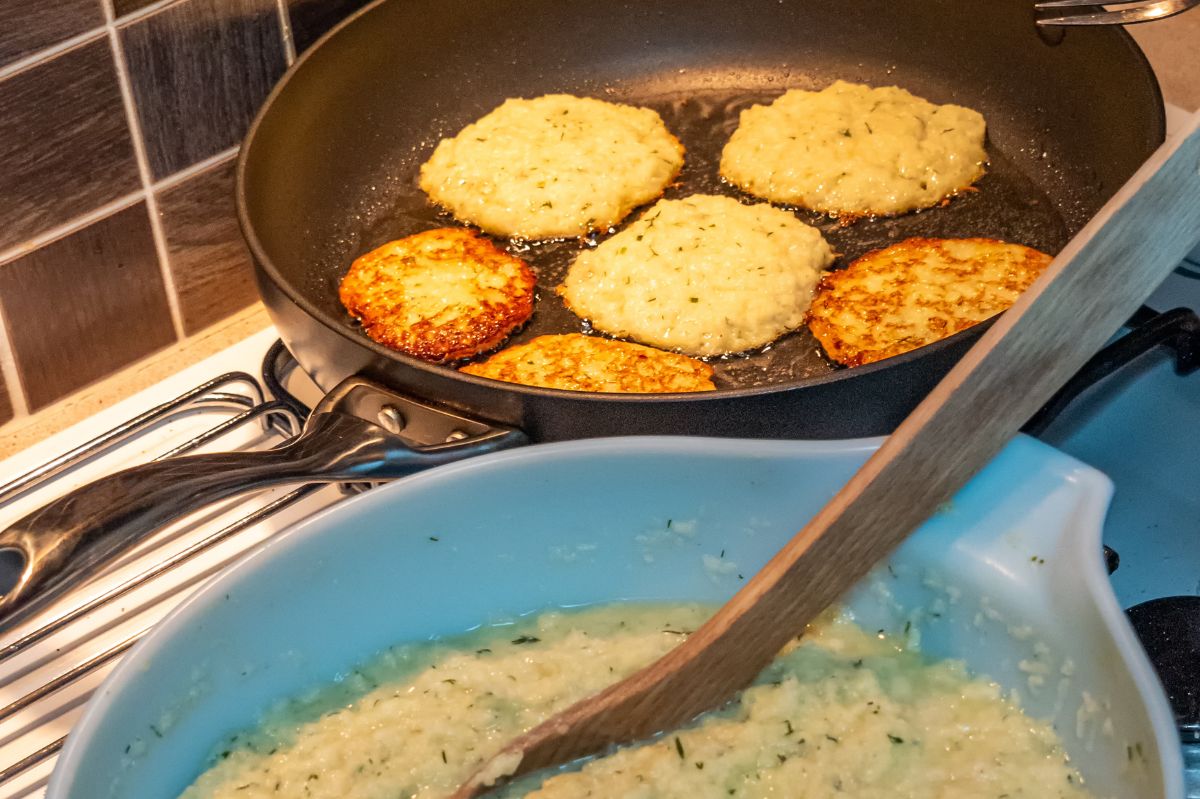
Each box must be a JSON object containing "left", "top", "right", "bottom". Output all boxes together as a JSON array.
[{"left": 332, "top": 88, "right": 1069, "bottom": 390}]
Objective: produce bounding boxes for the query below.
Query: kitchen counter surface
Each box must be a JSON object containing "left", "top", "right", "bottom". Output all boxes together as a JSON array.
[
  {"left": 1131, "top": 12, "right": 1200, "bottom": 113},
  {"left": 0, "top": 18, "right": 1197, "bottom": 460}
]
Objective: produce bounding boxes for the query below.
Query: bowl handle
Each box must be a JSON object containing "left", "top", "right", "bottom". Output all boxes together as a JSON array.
[{"left": 0, "top": 377, "right": 527, "bottom": 631}]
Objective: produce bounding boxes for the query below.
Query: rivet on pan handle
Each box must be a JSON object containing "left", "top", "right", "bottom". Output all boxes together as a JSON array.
[{"left": 0, "top": 377, "right": 528, "bottom": 632}]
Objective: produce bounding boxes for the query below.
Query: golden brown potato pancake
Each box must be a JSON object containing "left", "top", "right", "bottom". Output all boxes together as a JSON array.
[
  {"left": 460, "top": 334, "right": 715, "bottom": 393},
  {"left": 807, "top": 237, "right": 1051, "bottom": 366},
  {"left": 338, "top": 228, "right": 536, "bottom": 363}
]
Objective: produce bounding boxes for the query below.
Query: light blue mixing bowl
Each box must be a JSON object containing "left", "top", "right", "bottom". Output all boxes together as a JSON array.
[{"left": 48, "top": 436, "right": 1182, "bottom": 797}]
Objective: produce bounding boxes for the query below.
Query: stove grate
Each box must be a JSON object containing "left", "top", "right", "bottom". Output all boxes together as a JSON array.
[{"left": 0, "top": 343, "right": 334, "bottom": 798}]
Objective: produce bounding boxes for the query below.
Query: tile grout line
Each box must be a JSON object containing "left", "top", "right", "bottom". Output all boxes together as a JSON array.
[
  {"left": 0, "top": 297, "right": 30, "bottom": 418},
  {"left": 0, "top": 26, "right": 108, "bottom": 83},
  {"left": 0, "top": 0, "right": 182, "bottom": 85},
  {"left": 153, "top": 145, "right": 239, "bottom": 193},
  {"left": 115, "top": 0, "right": 180, "bottom": 25},
  {"left": 0, "top": 192, "right": 144, "bottom": 270},
  {"left": 100, "top": 0, "right": 188, "bottom": 342},
  {"left": 275, "top": 0, "right": 297, "bottom": 65}
]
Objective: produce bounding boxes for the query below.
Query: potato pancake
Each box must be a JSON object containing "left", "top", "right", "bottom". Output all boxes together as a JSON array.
[
  {"left": 807, "top": 237, "right": 1052, "bottom": 366},
  {"left": 559, "top": 195, "right": 834, "bottom": 356},
  {"left": 461, "top": 334, "right": 715, "bottom": 393},
  {"left": 419, "top": 94, "right": 684, "bottom": 239},
  {"left": 338, "top": 228, "right": 536, "bottom": 363},
  {"left": 720, "top": 81, "right": 987, "bottom": 216}
]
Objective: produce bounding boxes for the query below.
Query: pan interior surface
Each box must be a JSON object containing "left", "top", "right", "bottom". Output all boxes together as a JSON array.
[{"left": 240, "top": 0, "right": 1163, "bottom": 393}]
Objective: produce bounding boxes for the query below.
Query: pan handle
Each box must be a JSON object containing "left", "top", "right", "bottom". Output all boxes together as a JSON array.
[{"left": 0, "top": 377, "right": 527, "bottom": 630}]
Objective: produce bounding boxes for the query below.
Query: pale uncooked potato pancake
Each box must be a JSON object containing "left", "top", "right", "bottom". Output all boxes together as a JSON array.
[
  {"left": 182, "top": 606, "right": 1095, "bottom": 799},
  {"left": 720, "top": 80, "right": 987, "bottom": 216},
  {"left": 461, "top": 334, "right": 715, "bottom": 393},
  {"left": 807, "top": 237, "right": 1052, "bottom": 366},
  {"left": 559, "top": 195, "right": 834, "bottom": 356},
  {"left": 419, "top": 95, "right": 684, "bottom": 239},
  {"left": 338, "top": 228, "right": 536, "bottom": 363}
]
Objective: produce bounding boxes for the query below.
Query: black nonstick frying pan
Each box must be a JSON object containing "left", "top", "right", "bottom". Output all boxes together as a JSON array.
[
  {"left": 0, "top": 0, "right": 1167, "bottom": 625},
  {"left": 243, "top": 0, "right": 1163, "bottom": 441}
]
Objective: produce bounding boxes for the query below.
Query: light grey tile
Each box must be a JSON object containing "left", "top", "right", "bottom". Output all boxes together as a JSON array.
[{"left": 1130, "top": 11, "right": 1200, "bottom": 113}]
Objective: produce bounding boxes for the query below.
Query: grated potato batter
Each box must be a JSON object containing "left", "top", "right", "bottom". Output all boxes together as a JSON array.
[
  {"left": 720, "top": 80, "right": 987, "bottom": 216},
  {"left": 180, "top": 605, "right": 1094, "bottom": 799},
  {"left": 558, "top": 195, "right": 834, "bottom": 356},
  {"left": 419, "top": 94, "right": 684, "bottom": 239},
  {"left": 807, "top": 237, "right": 1052, "bottom": 366}
]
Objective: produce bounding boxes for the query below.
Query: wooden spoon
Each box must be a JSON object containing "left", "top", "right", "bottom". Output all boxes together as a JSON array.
[{"left": 453, "top": 111, "right": 1200, "bottom": 798}]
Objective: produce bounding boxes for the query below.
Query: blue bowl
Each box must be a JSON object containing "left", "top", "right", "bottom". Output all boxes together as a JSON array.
[{"left": 48, "top": 436, "right": 1182, "bottom": 798}]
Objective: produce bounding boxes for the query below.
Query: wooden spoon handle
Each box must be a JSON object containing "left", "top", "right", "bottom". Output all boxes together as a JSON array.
[{"left": 455, "top": 112, "right": 1200, "bottom": 797}]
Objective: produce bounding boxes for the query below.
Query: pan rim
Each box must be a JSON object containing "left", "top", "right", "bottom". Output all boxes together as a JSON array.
[{"left": 236, "top": 0, "right": 1165, "bottom": 403}]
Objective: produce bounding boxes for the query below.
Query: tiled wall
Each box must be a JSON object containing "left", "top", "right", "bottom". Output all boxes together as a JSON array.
[{"left": 0, "top": 0, "right": 370, "bottom": 426}]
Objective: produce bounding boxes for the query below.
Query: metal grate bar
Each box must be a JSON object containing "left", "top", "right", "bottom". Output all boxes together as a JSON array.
[
  {"left": 0, "top": 485, "right": 319, "bottom": 664},
  {"left": 0, "top": 633, "right": 144, "bottom": 724},
  {"left": 154, "top": 401, "right": 302, "bottom": 461},
  {"left": 0, "top": 374, "right": 263, "bottom": 506},
  {"left": 0, "top": 740, "right": 62, "bottom": 789}
]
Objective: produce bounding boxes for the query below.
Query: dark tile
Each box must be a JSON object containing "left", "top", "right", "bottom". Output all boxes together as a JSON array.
[
  {"left": 120, "top": 0, "right": 287, "bottom": 178},
  {"left": 287, "top": 0, "right": 369, "bottom": 53},
  {"left": 0, "top": 372, "right": 12, "bottom": 426},
  {"left": 0, "top": 0, "right": 104, "bottom": 68},
  {"left": 157, "top": 157, "right": 258, "bottom": 334},
  {"left": 0, "top": 39, "right": 141, "bottom": 253},
  {"left": 0, "top": 203, "right": 176, "bottom": 410},
  {"left": 112, "top": 0, "right": 163, "bottom": 18}
]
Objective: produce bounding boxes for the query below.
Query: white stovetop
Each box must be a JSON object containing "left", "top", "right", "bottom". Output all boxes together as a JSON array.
[{"left": 0, "top": 328, "right": 345, "bottom": 799}]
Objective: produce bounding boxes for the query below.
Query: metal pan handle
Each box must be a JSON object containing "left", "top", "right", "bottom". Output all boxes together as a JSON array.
[{"left": 0, "top": 377, "right": 527, "bottom": 630}]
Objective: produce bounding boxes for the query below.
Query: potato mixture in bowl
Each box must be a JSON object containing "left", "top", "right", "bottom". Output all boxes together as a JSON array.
[{"left": 180, "top": 604, "right": 1093, "bottom": 799}]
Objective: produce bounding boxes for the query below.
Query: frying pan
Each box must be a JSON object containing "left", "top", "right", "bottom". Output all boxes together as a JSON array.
[
  {"left": 243, "top": 0, "right": 1163, "bottom": 442},
  {"left": 0, "top": 0, "right": 1167, "bottom": 625}
]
